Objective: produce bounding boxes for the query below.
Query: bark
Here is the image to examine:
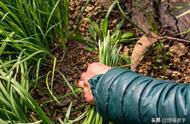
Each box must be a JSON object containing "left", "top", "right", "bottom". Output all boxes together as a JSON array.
[
  {"left": 131, "top": 0, "right": 160, "bottom": 33},
  {"left": 98, "top": 0, "right": 190, "bottom": 39},
  {"left": 159, "top": 1, "right": 190, "bottom": 38}
]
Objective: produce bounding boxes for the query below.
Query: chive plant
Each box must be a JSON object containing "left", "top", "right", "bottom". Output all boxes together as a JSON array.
[
  {"left": 82, "top": 1, "right": 134, "bottom": 123},
  {"left": 0, "top": 33, "right": 53, "bottom": 123},
  {"left": 0, "top": 61, "right": 53, "bottom": 123},
  {"left": 0, "top": 0, "right": 70, "bottom": 51},
  {"left": 0, "top": 0, "right": 71, "bottom": 123},
  {"left": 82, "top": 18, "right": 122, "bottom": 124},
  {"left": 83, "top": 20, "right": 133, "bottom": 123}
]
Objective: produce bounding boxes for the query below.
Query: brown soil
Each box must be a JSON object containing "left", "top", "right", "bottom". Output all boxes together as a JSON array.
[
  {"left": 137, "top": 41, "right": 190, "bottom": 83},
  {"left": 32, "top": 41, "right": 98, "bottom": 122}
]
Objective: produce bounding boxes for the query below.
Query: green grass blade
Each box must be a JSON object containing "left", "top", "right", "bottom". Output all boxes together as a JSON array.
[
  {"left": 46, "top": 0, "right": 61, "bottom": 29},
  {"left": 46, "top": 71, "right": 61, "bottom": 105}
]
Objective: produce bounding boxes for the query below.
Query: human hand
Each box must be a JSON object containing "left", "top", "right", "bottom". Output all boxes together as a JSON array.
[{"left": 78, "top": 62, "right": 111, "bottom": 104}]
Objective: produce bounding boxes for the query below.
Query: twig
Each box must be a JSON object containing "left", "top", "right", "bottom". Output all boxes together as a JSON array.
[
  {"left": 159, "top": 36, "right": 190, "bottom": 43},
  {"left": 96, "top": 10, "right": 120, "bottom": 14}
]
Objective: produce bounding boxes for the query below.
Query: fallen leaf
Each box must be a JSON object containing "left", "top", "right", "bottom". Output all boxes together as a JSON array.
[{"left": 131, "top": 32, "right": 159, "bottom": 71}]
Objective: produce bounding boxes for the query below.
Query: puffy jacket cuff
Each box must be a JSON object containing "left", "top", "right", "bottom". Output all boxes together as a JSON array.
[
  {"left": 88, "top": 74, "right": 103, "bottom": 99},
  {"left": 88, "top": 68, "right": 129, "bottom": 120}
]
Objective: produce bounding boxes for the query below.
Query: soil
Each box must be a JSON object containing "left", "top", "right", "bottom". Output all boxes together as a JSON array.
[
  {"left": 32, "top": 0, "right": 190, "bottom": 122},
  {"left": 32, "top": 41, "right": 98, "bottom": 122},
  {"left": 137, "top": 41, "right": 190, "bottom": 83}
]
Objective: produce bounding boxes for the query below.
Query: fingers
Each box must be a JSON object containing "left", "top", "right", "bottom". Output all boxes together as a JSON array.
[
  {"left": 78, "top": 62, "right": 111, "bottom": 104},
  {"left": 84, "top": 87, "right": 95, "bottom": 104},
  {"left": 81, "top": 62, "right": 111, "bottom": 83},
  {"left": 77, "top": 77, "right": 95, "bottom": 104},
  {"left": 78, "top": 72, "right": 95, "bottom": 104},
  {"left": 78, "top": 72, "right": 91, "bottom": 89},
  {"left": 87, "top": 62, "right": 111, "bottom": 75},
  {"left": 78, "top": 80, "right": 84, "bottom": 88},
  {"left": 81, "top": 71, "right": 94, "bottom": 84},
  {"left": 81, "top": 72, "right": 88, "bottom": 82}
]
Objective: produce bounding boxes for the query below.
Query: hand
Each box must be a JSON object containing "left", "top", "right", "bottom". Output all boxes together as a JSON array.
[{"left": 78, "top": 62, "right": 111, "bottom": 104}]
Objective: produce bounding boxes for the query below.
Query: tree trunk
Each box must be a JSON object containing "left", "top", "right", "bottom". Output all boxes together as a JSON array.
[{"left": 99, "top": 0, "right": 190, "bottom": 39}]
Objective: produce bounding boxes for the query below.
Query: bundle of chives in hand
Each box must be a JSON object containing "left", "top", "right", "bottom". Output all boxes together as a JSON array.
[{"left": 82, "top": 21, "right": 121, "bottom": 124}]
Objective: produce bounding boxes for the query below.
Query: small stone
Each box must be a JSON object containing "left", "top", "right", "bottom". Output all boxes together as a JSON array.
[
  {"left": 171, "top": 71, "right": 181, "bottom": 77},
  {"left": 85, "top": 6, "right": 94, "bottom": 12}
]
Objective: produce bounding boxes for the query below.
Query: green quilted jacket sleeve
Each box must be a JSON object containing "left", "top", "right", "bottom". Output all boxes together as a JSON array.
[{"left": 89, "top": 68, "right": 190, "bottom": 124}]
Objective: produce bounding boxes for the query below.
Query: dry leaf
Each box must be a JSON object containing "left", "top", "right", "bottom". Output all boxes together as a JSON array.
[{"left": 131, "top": 32, "right": 159, "bottom": 71}]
